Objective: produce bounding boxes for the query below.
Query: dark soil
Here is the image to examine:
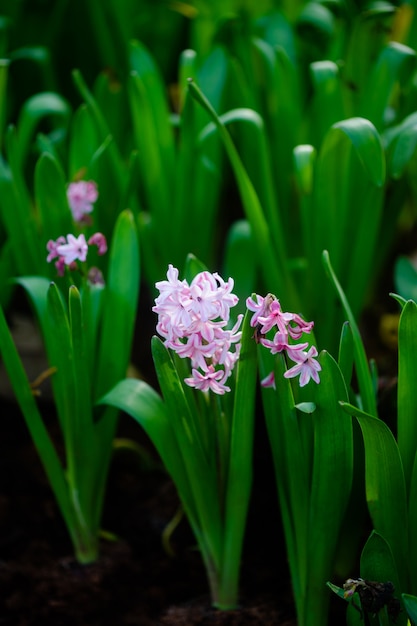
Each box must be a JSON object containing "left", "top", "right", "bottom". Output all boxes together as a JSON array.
[{"left": 0, "top": 388, "right": 302, "bottom": 626}]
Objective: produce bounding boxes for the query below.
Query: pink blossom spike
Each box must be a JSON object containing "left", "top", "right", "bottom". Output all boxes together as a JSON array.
[{"left": 67, "top": 180, "right": 98, "bottom": 222}]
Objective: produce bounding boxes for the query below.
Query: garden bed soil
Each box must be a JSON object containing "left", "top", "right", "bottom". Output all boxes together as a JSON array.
[{"left": 0, "top": 393, "right": 302, "bottom": 626}]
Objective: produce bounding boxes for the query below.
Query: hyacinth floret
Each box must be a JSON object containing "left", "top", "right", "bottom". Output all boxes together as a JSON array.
[
  {"left": 246, "top": 293, "right": 321, "bottom": 388},
  {"left": 153, "top": 265, "right": 242, "bottom": 395}
]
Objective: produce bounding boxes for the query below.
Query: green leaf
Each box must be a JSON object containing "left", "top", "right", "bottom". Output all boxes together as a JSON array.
[
  {"left": 220, "top": 310, "right": 258, "bottom": 608},
  {"left": 394, "top": 257, "right": 417, "bottom": 302},
  {"left": 222, "top": 220, "right": 256, "bottom": 322},
  {"left": 327, "top": 117, "right": 385, "bottom": 188},
  {"left": 341, "top": 402, "right": 409, "bottom": 590},
  {"left": 151, "top": 336, "right": 222, "bottom": 568},
  {"left": 338, "top": 321, "right": 355, "bottom": 389},
  {"left": 188, "top": 79, "right": 298, "bottom": 309},
  {"left": 322, "top": 250, "right": 377, "bottom": 416},
  {"left": 68, "top": 104, "right": 101, "bottom": 179},
  {"left": 46, "top": 282, "right": 77, "bottom": 443},
  {"left": 34, "top": 152, "right": 72, "bottom": 245},
  {"left": 402, "top": 593, "right": 417, "bottom": 624},
  {"left": 99, "top": 379, "right": 186, "bottom": 492},
  {"left": 360, "top": 531, "right": 406, "bottom": 626},
  {"left": 305, "top": 351, "right": 353, "bottom": 626},
  {"left": 397, "top": 300, "right": 417, "bottom": 491},
  {"left": 0, "top": 301, "right": 72, "bottom": 529},
  {"left": 360, "top": 42, "right": 416, "bottom": 131},
  {"left": 388, "top": 121, "right": 417, "bottom": 179},
  {"left": 310, "top": 60, "right": 344, "bottom": 146},
  {"left": 15, "top": 92, "right": 71, "bottom": 170},
  {"left": 94, "top": 210, "right": 140, "bottom": 399}
]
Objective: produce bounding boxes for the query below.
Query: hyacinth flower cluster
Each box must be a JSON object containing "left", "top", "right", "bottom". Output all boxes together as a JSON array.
[
  {"left": 46, "top": 232, "right": 107, "bottom": 279},
  {"left": 153, "top": 265, "right": 242, "bottom": 394},
  {"left": 246, "top": 293, "right": 321, "bottom": 388},
  {"left": 67, "top": 180, "right": 99, "bottom": 223}
]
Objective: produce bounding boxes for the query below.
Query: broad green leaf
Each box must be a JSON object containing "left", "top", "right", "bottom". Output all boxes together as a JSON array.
[
  {"left": 222, "top": 220, "right": 256, "bottom": 322},
  {"left": 68, "top": 104, "right": 101, "bottom": 179},
  {"left": 360, "top": 42, "right": 416, "bottom": 131},
  {"left": 341, "top": 402, "right": 408, "bottom": 590},
  {"left": 326, "top": 117, "right": 385, "bottom": 188},
  {"left": 129, "top": 39, "right": 175, "bottom": 173},
  {"left": 360, "top": 531, "right": 406, "bottom": 626},
  {"left": 310, "top": 60, "right": 344, "bottom": 146},
  {"left": 407, "top": 444, "right": 417, "bottom": 591},
  {"left": 34, "top": 152, "right": 72, "bottom": 246},
  {"left": 1, "top": 130, "right": 42, "bottom": 275},
  {"left": 94, "top": 210, "right": 139, "bottom": 399},
  {"left": 388, "top": 122, "right": 417, "bottom": 179},
  {"left": 98, "top": 378, "right": 188, "bottom": 496},
  {"left": 402, "top": 593, "right": 417, "bottom": 624},
  {"left": 15, "top": 92, "right": 71, "bottom": 171}
]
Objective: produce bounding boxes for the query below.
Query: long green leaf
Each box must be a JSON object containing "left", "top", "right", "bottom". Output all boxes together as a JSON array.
[
  {"left": 188, "top": 79, "right": 298, "bottom": 309},
  {"left": 360, "top": 531, "right": 405, "bottom": 626},
  {"left": 305, "top": 351, "right": 353, "bottom": 626},
  {"left": 341, "top": 401, "right": 409, "bottom": 590},
  {"left": 94, "top": 209, "right": 139, "bottom": 399},
  {"left": 322, "top": 250, "right": 377, "bottom": 416},
  {"left": 397, "top": 300, "right": 417, "bottom": 492},
  {"left": 219, "top": 311, "right": 257, "bottom": 608}
]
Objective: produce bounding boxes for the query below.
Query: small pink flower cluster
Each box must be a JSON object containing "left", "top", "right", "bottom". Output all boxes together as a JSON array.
[
  {"left": 153, "top": 265, "right": 242, "bottom": 395},
  {"left": 46, "top": 232, "right": 107, "bottom": 277},
  {"left": 67, "top": 180, "right": 98, "bottom": 223},
  {"left": 246, "top": 293, "right": 321, "bottom": 388}
]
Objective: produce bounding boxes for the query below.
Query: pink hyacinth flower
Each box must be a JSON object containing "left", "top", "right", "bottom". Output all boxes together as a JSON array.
[
  {"left": 56, "top": 234, "right": 88, "bottom": 265},
  {"left": 184, "top": 366, "right": 231, "bottom": 395},
  {"left": 284, "top": 346, "right": 322, "bottom": 387},
  {"left": 67, "top": 180, "right": 98, "bottom": 222},
  {"left": 46, "top": 236, "right": 66, "bottom": 262},
  {"left": 88, "top": 232, "right": 107, "bottom": 255}
]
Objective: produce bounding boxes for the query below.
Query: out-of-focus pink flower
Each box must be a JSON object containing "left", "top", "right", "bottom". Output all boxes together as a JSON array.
[
  {"left": 153, "top": 265, "right": 241, "bottom": 395},
  {"left": 56, "top": 234, "right": 88, "bottom": 264},
  {"left": 88, "top": 232, "right": 107, "bottom": 255},
  {"left": 67, "top": 180, "right": 98, "bottom": 222},
  {"left": 46, "top": 236, "right": 66, "bottom": 262},
  {"left": 246, "top": 293, "right": 320, "bottom": 388},
  {"left": 46, "top": 231, "right": 107, "bottom": 278}
]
